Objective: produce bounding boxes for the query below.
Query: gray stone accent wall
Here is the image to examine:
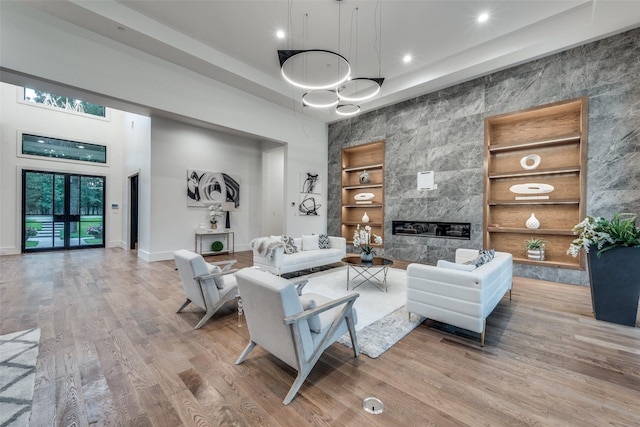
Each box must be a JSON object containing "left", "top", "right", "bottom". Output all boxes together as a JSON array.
[{"left": 328, "top": 28, "right": 640, "bottom": 285}]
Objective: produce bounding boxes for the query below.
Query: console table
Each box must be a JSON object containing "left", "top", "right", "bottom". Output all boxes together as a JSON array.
[{"left": 195, "top": 229, "right": 235, "bottom": 256}]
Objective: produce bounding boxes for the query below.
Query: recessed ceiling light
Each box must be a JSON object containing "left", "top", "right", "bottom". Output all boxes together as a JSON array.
[
  {"left": 38, "top": 139, "right": 45, "bottom": 143},
  {"left": 403, "top": 54, "right": 412, "bottom": 64},
  {"left": 478, "top": 12, "right": 489, "bottom": 23},
  {"left": 276, "top": 30, "right": 285, "bottom": 39}
]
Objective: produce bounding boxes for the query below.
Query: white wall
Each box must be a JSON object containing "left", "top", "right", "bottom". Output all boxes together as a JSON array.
[
  {"left": 0, "top": 2, "right": 329, "bottom": 246},
  {"left": 122, "top": 113, "right": 152, "bottom": 254},
  {"left": 262, "top": 146, "right": 285, "bottom": 236},
  {"left": 146, "top": 117, "right": 263, "bottom": 261},
  {"left": 0, "top": 82, "right": 148, "bottom": 254}
]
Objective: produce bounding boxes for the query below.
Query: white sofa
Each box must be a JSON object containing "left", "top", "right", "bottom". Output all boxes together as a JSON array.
[
  {"left": 252, "top": 235, "right": 346, "bottom": 275},
  {"left": 406, "top": 248, "right": 513, "bottom": 346}
]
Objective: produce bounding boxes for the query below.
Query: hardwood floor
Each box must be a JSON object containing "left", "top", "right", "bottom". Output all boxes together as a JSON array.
[{"left": 1, "top": 248, "right": 639, "bottom": 426}]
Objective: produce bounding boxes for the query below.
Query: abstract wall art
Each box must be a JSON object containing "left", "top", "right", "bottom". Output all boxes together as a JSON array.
[{"left": 187, "top": 169, "right": 240, "bottom": 207}]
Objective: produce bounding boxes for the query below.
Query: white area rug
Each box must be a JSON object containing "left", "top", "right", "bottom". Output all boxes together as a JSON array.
[
  {"left": 300, "top": 266, "right": 425, "bottom": 358},
  {"left": 0, "top": 328, "right": 41, "bottom": 426},
  {"left": 302, "top": 266, "right": 408, "bottom": 331}
]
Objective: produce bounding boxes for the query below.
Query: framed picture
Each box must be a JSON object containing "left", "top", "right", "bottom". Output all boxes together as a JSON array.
[
  {"left": 300, "top": 172, "right": 321, "bottom": 194},
  {"left": 298, "top": 193, "right": 321, "bottom": 216},
  {"left": 187, "top": 169, "right": 240, "bottom": 207}
]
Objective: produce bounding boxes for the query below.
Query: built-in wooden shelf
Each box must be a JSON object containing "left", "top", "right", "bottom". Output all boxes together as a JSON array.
[
  {"left": 341, "top": 141, "right": 385, "bottom": 248},
  {"left": 488, "top": 133, "right": 581, "bottom": 152},
  {"left": 488, "top": 199, "right": 580, "bottom": 206},
  {"left": 343, "top": 184, "right": 383, "bottom": 190},
  {"left": 484, "top": 97, "right": 587, "bottom": 270},
  {"left": 343, "top": 163, "right": 384, "bottom": 172},
  {"left": 488, "top": 166, "right": 581, "bottom": 179},
  {"left": 487, "top": 227, "right": 574, "bottom": 236}
]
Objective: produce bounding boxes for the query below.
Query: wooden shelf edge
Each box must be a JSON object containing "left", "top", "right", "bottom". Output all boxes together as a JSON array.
[
  {"left": 343, "top": 204, "right": 383, "bottom": 208},
  {"left": 513, "top": 257, "right": 584, "bottom": 270},
  {"left": 489, "top": 133, "right": 581, "bottom": 152},
  {"left": 343, "top": 184, "right": 383, "bottom": 190},
  {"left": 489, "top": 166, "right": 581, "bottom": 179},
  {"left": 343, "top": 163, "right": 384, "bottom": 172},
  {"left": 487, "top": 227, "right": 575, "bottom": 235},
  {"left": 488, "top": 199, "right": 580, "bottom": 206},
  {"left": 342, "top": 222, "right": 383, "bottom": 226}
]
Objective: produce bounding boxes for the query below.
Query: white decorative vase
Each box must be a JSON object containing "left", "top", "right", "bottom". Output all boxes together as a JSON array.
[
  {"left": 525, "top": 213, "right": 540, "bottom": 229},
  {"left": 362, "top": 212, "right": 370, "bottom": 223},
  {"left": 360, "top": 252, "right": 373, "bottom": 262}
]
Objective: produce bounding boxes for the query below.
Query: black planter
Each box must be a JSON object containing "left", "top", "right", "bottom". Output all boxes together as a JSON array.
[{"left": 587, "top": 246, "right": 640, "bottom": 326}]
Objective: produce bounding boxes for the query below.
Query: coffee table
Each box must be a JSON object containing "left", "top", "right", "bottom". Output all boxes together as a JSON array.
[{"left": 342, "top": 256, "right": 394, "bottom": 292}]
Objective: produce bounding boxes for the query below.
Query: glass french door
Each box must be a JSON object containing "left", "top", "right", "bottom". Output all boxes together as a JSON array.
[{"left": 22, "top": 170, "right": 105, "bottom": 252}]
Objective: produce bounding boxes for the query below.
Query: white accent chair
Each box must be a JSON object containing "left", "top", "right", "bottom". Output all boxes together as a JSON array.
[
  {"left": 406, "top": 249, "right": 513, "bottom": 346},
  {"left": 173, "top": 249, "right": 239, "bottom": 329},
  {"left": 234, "top": 268, "right": 360, "bottom": 405}
]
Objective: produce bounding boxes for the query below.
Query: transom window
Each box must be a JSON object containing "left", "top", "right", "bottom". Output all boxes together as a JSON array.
[
  {"left": 22, "top": 134, "right": 107, "bottom": 164},
  {"left": 23, "top": 88, "right": 106, "bottom": 117}
]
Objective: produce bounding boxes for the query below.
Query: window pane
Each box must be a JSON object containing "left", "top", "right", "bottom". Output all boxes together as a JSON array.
[
  {"left": 22, "top": 134, "right": 107, "bottom": 164},
  {"left": 24, "top": 88, "right": 106, "bottom": 117}
]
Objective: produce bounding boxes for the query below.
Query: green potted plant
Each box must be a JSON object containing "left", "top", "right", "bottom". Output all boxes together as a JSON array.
[
  {"left": 567, "top": 213, "right": 640, "bottom": 326},
  {"left": 525, "top": 237, "right": 546, "bottom": 261}
]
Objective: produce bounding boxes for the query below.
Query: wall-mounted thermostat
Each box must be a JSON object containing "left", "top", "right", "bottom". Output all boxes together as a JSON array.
[{"left": 417, "top": 171, "right": 436, "bottom": 190}]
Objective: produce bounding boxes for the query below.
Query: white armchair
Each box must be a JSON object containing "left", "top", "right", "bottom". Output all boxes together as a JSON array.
[
  {"left": 234, "top": 268, "right": 360, "bottom": 405},
  {"left": 173, "top": 249, "right": 238, "bottom": 329}
]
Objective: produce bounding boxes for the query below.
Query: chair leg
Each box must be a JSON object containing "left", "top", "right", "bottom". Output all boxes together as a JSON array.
[
  {"left": 509, "top": 289, "right": 512, "bottom": 301},
  {"left": 236, "top": 341, "right": 257, "bottom": 365},
  {"left": 194, "top": 308, "right": 217, "bottom": 329},
  {"left": 346, "top": 314, "right": 360, "bottom": 357},
  {"left": 177, "top": 299, "right": 191, "bottom": 313},
  {"left": 480, "top": 318, "right": 486, "bottom": 347},
  {"left": 283, "top": 371, "right": 311, "bottom": 405}
]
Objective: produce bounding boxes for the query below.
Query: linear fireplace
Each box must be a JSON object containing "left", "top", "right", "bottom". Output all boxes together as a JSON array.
[{"left": 392, "top": 221, "right": 471, "bottom": 240}]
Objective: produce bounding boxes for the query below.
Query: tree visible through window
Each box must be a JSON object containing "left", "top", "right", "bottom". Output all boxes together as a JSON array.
[{"left": 24, "top": 88, "right": 106, "bottom": 117}]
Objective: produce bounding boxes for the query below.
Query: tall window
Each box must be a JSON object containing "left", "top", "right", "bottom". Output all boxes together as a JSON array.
[{"left": 23, "top": 88, "right": 106, "bottom": 117}]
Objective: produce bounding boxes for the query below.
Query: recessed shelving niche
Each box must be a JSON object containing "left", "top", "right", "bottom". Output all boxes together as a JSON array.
[
  {"left": 484, "top": 97, "right": 588, "bottom": 270},
  {"left": 341, "top": 141, "right": 385, "bottom": 247}
]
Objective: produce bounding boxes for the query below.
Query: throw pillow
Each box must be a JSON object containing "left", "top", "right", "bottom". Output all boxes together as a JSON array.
[
  {"left": 468, "top": 249, "right": 495, "bottom": 267},
  {"left": 437, "top": 260, "right": 477, "bottom": 272},
  {"left": 300, "top": 297, "right": 322, "bottom": 333},
  {"left": 318, "top": 234, "right": 331, "bottom": 249},
  {"left": 302, "top": 234, "right": 320, "bottom": 251},
  {"left": 282, "top": 235, "right": 298, "bottom": 254},
  {"left": 207, "top": 264, "right": 226, "bottom": 289}
]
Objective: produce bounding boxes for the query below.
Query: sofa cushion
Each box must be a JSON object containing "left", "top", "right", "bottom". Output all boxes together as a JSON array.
[
  {"left": 318, "top": 234, "right": 331, "bottom": 249},
  {"left": 466, "top": 249, "right": 495, "bottom": 267},
  {"left": 437, "top": 260, "right": 477, "bottom": 272},
  {"left": 300, "top": 297, "right": 321, "bottom": 333},
  {"left": 207, "top": 264, "right": 225, "bottom": 289},
  {"left": 302, "top": 234, "right": 320, "bottom": 251},
  {"left": 282, "top": 235, "right": 298, "bottom": 254}
]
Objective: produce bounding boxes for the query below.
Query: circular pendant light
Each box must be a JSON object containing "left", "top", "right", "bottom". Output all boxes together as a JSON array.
[
  {"left": 337, "top": 77, "right": 384, "bottom": 102},
  {"left": 279, "top": 49, "right": 351, "bottom": 91},
  {"left": 336, "top": 104, "right": 361, "bottom": 116},
  {"left": 302, "top": 90, "right": 339, "bottom": 108}
]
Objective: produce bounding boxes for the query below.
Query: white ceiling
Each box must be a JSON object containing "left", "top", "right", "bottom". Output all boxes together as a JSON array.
[{"left": 23, "top": 0, "right": 640, "bottom": 124}]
